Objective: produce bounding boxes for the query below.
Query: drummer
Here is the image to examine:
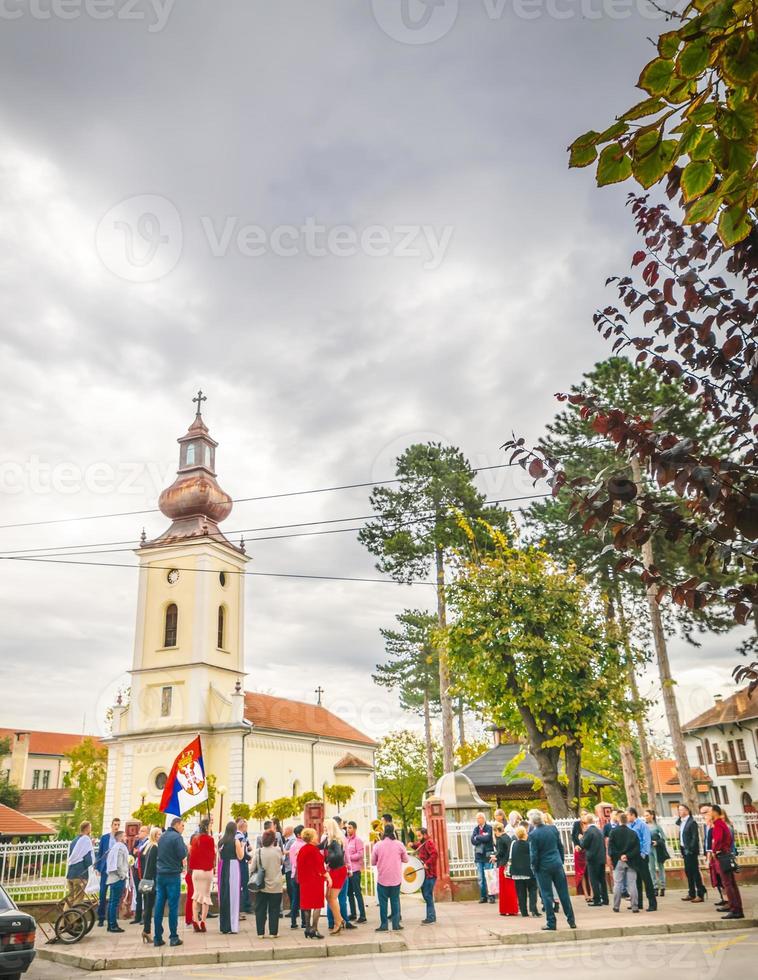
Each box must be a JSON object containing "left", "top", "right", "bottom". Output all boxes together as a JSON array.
[{"left": 410, "top": 827, "right": 439, "bottom": 925}]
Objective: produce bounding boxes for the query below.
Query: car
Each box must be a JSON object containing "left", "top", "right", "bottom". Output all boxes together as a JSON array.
[{"left": 0, "top": 886, "right": 35, "bottom": 980}]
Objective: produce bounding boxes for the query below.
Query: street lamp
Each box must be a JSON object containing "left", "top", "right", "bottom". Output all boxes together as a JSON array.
[
  {"left": 218, "top": 785, "right": 227, "bottom": 827},
  {"left": 139, "top": 787, "right": 148, "bottom": 807}
]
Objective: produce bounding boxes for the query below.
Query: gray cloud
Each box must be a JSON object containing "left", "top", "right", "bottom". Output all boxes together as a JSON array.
[{"left": 0, "top": 3, "right": 741, "bottom": 742}]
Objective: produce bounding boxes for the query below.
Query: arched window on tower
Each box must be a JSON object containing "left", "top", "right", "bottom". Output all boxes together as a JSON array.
[
  {"left": 292, "top": 779, "right": 301, "bottom": 798},
  {"left": 256, "top": 778, "right": 266, "bottom": 804},
  {"left": 217, "top": 605, "right": 225, "bottom": 649},
  {"left": 185, "top": 443, "right": 195, "bottom": 465},
  {"left": 164, "top": 603, "right": 178, "bottom": 647}
]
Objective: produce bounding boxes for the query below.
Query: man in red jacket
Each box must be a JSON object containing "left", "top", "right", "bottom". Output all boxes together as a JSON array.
[
  {"left": 709, "top": 805, "right": 743, "bottom": 919},
  {"left": 411, "top": 827, "right": 439, "bottom": 924}
]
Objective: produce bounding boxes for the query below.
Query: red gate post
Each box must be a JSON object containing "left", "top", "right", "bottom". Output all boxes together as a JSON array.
[
  {"left": 304, "top": 801, "right": 324, "bottom": 839},
  {"left": 423, "top": 796, "right": 452, "bottom": 902}
]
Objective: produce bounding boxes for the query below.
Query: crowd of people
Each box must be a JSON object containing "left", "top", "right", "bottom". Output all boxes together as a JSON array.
[
  {"left": 62, "top": 798, "right": 744, "bottom": 946},
  {"left": 470, "top": 801, "right": 744, "bottom": 930},
  {"left": 64, "top": 810, "right": 432, "bottom": 946}
]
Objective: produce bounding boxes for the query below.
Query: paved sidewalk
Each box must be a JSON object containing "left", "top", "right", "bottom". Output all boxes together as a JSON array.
[{"left": 37, "top": 887, "right": 758, "bottom": 971}]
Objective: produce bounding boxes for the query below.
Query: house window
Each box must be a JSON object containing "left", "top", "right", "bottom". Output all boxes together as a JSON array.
[
  {"left": 721, "top": 785, "right": 729, "bottom": 804},
  {"left": 42, "top": 770, "right": 50, "bottom": 789},
  {"left": 155, "top": 771, "right": 167, "bottom": 791},
  {"left": 32, "top": 770, "right": 41, "bottom": 790},
  {"left": 704, "top": 739, "right": 713, "bottom": 764},
  {"left": 161, "top": 686, "right": 173, "bottom": 717},
  {"left": 164, "top": 604, "right": 178, "bottom": 647},
  {"left": 713, "top": 786, "right": 720, "bottom": 804},
  {"left": 696, "top": 745, "right": 704, "bottom": 766},
  {"left": 256, "top": 778, "right": 266, "bottom": 804},
  {"left": 292, "top": 779, "right": 301, "bottom": 797},
  {"left": 186, "top": 443, "right": 195, "bottom": 465},
  {"left": 217, "top": 606, "right": 225, "bottom": 649},
  {"left": 736, "top": 738, "right": 747, "bottom": 761}
]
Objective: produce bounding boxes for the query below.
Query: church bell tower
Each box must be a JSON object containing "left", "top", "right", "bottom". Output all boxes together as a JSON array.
[{"left": 104, "top": 393, "right": 250, "bottom": 823}]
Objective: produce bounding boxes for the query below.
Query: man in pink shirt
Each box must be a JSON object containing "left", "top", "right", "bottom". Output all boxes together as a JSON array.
[
  {"left": 345, "top": 821, "right": 367, "bottom": 922},
  {"left": 371, "top": 824, "right": 408, "bottom": 932}
]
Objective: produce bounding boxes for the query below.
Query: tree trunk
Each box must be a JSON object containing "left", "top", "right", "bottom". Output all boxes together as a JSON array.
[
  {"left": 519, "top": 706, "right": 569, "bottom": 817},
  {"left": 423, "top": 688, "right": 435, "bottom": 788},
  {"left": 564, "top": 741, "right": 583, "bottom": 816},
  {"left": 606, "top": 586, "right": 643, "bottom": 810},
  {"left": 615, "top": 585, "right": 655, "bottom": 808},
  {"left": 630, "top": 457, "right": 698, "bottom": 812},
  {"left": 620, "top": 740, "right": 642, "bottom": 811},
  {"left": 435, "top": 544, "right": 455, "bottom": 775},
  {"left": 457, "top": 696, "right": 466, "bottom": 748}
]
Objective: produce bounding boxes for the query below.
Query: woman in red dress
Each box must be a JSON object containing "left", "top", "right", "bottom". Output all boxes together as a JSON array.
[
  {"left": 296, "top": 828, "right": 328, "bottom": 939},
  {"left": 493, "top": 823, "right": 519, "bottom": 915}
]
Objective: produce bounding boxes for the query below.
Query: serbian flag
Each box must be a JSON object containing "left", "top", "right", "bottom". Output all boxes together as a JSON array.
[{"left": 159, "top": 736, "right": 209, "bottom": 816}]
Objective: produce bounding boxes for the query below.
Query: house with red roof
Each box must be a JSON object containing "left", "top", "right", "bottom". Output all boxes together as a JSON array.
[{"left": 681, "top": 688, "right": 758, "bottom": 814}]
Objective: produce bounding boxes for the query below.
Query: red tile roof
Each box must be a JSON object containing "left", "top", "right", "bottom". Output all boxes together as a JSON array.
[
  {"left": 682, "top": 688, "right": 758, "bottom": 732},
  {"left": 19, "top": 788, "right": 74, "bottom": 814},
  {"left": 0, "top": 729, "right": 100, "bottom": 757},
  {"left": 0, "top": 803, "right": 56, "bottom": 837},
  {"left": 334, "top": 752, "right": 372, "bottom": 770},
  {"left": 651, "top": 759, "right": 711, "bottom": 793},
  {"left": 244, "top": 692, "right": 376, "bottom": 747}
]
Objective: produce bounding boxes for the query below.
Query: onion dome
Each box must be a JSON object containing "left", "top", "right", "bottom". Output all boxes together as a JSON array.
[{"left": 142, "top": 391, "right": 240, "bottom": 551}]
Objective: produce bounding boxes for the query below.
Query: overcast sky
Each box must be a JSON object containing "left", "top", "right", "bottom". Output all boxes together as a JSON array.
[{"left": 0, "top": 1, "right": 746, "bottom": 747}]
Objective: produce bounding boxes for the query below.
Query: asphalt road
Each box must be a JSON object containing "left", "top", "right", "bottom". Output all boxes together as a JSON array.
[{"left": 20, "top": 929, "right": 758, "bottom": 980}]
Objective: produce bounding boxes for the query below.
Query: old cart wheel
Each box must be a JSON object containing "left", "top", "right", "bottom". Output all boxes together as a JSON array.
[
  {"left": 74, "top": 903, "right": 96, "bottom": 935},
  {"left": 55, "top": 907, "right": 87, "bottom": 944}
]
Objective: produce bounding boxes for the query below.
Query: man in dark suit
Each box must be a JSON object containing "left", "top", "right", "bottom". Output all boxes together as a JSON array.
[
  {"left": 528, "top": 810, "right": 576, "bottom": 931},
  {"left": 608, "top": 813, "right": 641, "bottom": 912},
  {"left": 677, "top": 804, "right": 706, "bottom": 901},
  {"left": 579, "top": 814, "right": 608, "bottom": 906},
  {"left": 471, "top": 813, "right": 495, "bottom": 904},
  {"left": 95, "top": 817, "right": 121, "bottom": 927}
]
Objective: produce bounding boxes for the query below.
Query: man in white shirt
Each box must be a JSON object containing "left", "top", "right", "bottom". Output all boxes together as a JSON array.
[{"left": 105, "top": 831, "right": 130, "bottom": 933}]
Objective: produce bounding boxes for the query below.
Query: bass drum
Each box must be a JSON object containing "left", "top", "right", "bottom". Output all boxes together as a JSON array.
[{"left": 401, "top": 856, "right": 425, "bottom": 894}]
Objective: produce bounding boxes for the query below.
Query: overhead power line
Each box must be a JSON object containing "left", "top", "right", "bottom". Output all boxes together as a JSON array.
[
  {"left": 0, "top": 463, "right": 519, "bottom": 532},
  {"left": 0, "top": 493, "right": 551, "bottom": 560}
]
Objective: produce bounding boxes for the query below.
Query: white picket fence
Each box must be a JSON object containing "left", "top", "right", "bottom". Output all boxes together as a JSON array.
[
  {"left": 3, "top": 814, "right": 758, "bottom": 902},
  {"left": 0, "top": 838, "right": 73, "bottom": 901}
]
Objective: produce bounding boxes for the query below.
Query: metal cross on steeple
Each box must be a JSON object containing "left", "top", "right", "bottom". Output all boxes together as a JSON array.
[
  {"left": 315, "top": 686, "right": 324, "bottom": 706},
  {"left": 192, "top": 389, "right": 207, "bottom": 416}
]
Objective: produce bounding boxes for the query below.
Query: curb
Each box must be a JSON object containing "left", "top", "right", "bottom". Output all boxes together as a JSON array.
[{"left": 36, "top": 919, "right": 757, "bottom": 971}]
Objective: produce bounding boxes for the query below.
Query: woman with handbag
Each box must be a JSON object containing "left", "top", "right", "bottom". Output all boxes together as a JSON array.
[
  {"left": 710, "top": 804, "right": 743, "bottom": 920},
  {"left": 139, "top": 827, "right": 161, "bottom": 944},
  {"left": 492, "top": 822, "right": 519, "bottom": 916},
  {"left": 218, "top": 820, "right": 245, "bottom": 934},
  {"left": 507, "top": 825, "right": 539, "bottom": 917},
  {"left": 321, "top": 818, "right": 348, "bottom": 935},
  {"left": 189, "top": 819, "right": 216, "bottom": 933},
  {"left": 254, "top": 830, "right": 284, "bottom": 938},
  {"left": 644, "top": 809, "right": 669, "bottom": 897}
]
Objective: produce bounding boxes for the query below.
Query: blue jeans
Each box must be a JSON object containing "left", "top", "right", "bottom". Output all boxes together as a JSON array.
[
  {"left": 97, "top": 866, "right": 109, "bottom": 923},
  {"left": 475, "top": 860, "right": 490, "bottom": 900},
  {"left": 153, "top": 874, "right": 181, "bottom": 944},
  {"left": 107, "top": 878, "right": 124, "bottom": 929},
  {"left": 535, "top": 860, "right": 575, "bottom": 930},
  {"left": 326, "top": 877, "right": 350, "bottom": 927},
  {"left": 347, "top": 870, "right": 366, "bottom": 919},
  {"left": 421, "top": 876, "right": 437, "bottom": 921},
  {"left": 376, "top": 883, "right": 401, "bottom": 930}
]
